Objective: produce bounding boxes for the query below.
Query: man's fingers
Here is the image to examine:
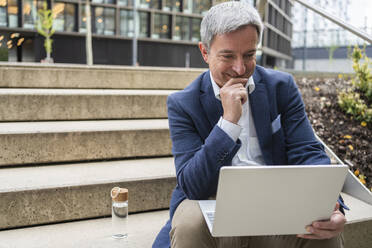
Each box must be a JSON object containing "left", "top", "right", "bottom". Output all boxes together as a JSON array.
[
  {"left": 220, "top": 82, "right": 248, "bottom": 102},
  {"left": 232, "top": 90, "right": 247, "bottom": 103},
  {"left": 239, "top": 90, "right": 248, "bottom": 104},
  {"left": 297, "top": 233, "right": 333, "bottom": 240},
  {"left": 312, "top": 220, "right": 337, "bottom": 230},
  {"left": 298, "top": 210, "right": 346, "bottom": 240},
  {"left": 334, "top": 202, "right": 340, "bottom": 211},
  {"left": 297, "top": 226, "right": 338, "bottom": 240},
  {"left": 297, "top": 234, "right": 322, "bottom": 240},
  {"left": 224, "top": 77, "right": 249, "bottom": 87},
  {"left": 313, "top": 211, "right": 346, "bottom": 231},
  {"left": 219, "top": 78, "right": 249, "bottom": 124}
]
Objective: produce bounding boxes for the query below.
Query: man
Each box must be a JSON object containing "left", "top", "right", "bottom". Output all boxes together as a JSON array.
[{"left": 153, "top": 2, "right": 346, "bottom": 247}]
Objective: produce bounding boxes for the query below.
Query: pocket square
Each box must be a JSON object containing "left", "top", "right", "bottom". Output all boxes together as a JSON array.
[{"left": 271, "top": 114, "right": 281, "bottom": 134}]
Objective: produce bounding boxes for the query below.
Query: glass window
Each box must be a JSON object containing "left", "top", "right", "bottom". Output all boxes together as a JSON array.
[
  {"left": 8, "top": 0, "right": 18, "bottom": 27},
  {"left": 53, "top": 2, "right": 76, "bottom": 32},
  {"left": 184, "top": 0, "right": 210, "bottom": 15},
  {"left": 104, "top": 8, "right": 115, "bottom": 35},
  {"left": 139, "top": 0, "right": 160, "bottom": 9},
  {"left": 80, "top": 4, "right": 88, "bottom": 33},
  {"left": 183, "top": 0, "right": 191, "bottom": 14},
  {"left": 174, "top": 16, "right": 189, "bottom": 41},
  {"left": 23, "top": 0, "right": 43, "bottom": 29},
  {"left": 163, "top": 0, "right": 181, "bottom": 12},
  {"left": 138, "top": 11, "right": 149, "bottom": 38},
  {"left": 53, "top": 3, "right": 64, "bottom": 31},
  {"left": 92, "top": 0, "right": 116, "bottom": 4},
  {"left": 118, "top": 0, "right": 132, "bottom": 6},
  {"left": 191, "top": 18, "right": 201, "bottom": 42},
  {"left": 94, "top": 7, "right": 115, "bottom": 35},
  {"left": 285, "top": 2, "right": 291, "bottom": 16},
  {"left": 153, "top": 13, "right": 170, "bottom": 39},
  {"left": 0, "top": 8, "right": 5, "bottom": 27},
  {"left": 0, "top": 0, "right": 6, "bottom": 26},
  {"left": 95, "top": 7, "right": 104, "bottom": 34},
  {"left": 65, "top": 4, "right": 75, "bottom": 32},
  {"left": 118, "top": 9, "right": 149, "bottom": 38},
  {"left": 120, "top": 9, "right": 133, "bottom": 37}
]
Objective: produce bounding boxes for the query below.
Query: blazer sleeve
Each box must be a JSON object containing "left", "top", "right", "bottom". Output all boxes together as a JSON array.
[
  {"left": 167, "top": 94, "right": 241, "bottom": 200},
  {"left": 280, "top": 75, "right": 331, "bottom": 165}
]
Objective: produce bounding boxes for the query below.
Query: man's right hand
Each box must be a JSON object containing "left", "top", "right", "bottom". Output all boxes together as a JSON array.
[{"left": 220, "top": 78, "right": 248, "bottom": 124}]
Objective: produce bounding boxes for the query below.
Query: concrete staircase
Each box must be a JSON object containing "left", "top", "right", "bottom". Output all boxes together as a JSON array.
[
  {"left": 0, "top": 64, "right": 371, "bottom": 248},
  {"left": 0, "top": 63, "right": 203, "bottom": 232}
]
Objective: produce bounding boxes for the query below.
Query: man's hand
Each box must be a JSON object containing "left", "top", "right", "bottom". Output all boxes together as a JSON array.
[
  {"left": 297, "top": 202, "right": 346, "bottom": 240},
  {"left": 220, "top": 78, "right": 248, "bottom": 124}
]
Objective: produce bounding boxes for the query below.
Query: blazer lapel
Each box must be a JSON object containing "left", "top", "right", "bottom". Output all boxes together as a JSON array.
[
  {"left": 200, "top": 72, "right": 223, "bottom": 130},
  {"left": 251, "top": 70, "right": 273, "bottom": 164}
]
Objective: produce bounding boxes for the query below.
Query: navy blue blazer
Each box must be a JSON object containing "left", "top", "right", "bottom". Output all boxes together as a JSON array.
[{"left": 152, "top": 65, "right": 331, "bottom": 248}]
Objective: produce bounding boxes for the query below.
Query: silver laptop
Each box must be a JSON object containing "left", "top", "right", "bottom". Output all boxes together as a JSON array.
[{"left": 199, "top": 164, "right": 348, "bottom": 237}]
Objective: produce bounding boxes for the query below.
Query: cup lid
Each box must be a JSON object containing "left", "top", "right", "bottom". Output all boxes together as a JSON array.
[{"left": 111, "top": 187, "right": 128, "bottom": 202}]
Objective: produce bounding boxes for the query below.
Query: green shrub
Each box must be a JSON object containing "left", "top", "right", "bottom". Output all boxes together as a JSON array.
[
  {"left": 338, "top": 45, "right": 372, "bottom": 124},
  {"left": 338, "top": 90, "right": 372, "bottom": 123},
  {"left": 351, "top": 46, "right": 372, "bottom": 101}
]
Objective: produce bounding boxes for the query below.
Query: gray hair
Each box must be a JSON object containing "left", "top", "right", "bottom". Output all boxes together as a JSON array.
[{"left": 200, "top": 1, "right": 264, "bottom": 51}]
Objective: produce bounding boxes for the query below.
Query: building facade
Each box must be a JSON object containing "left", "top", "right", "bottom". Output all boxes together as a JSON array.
[
  {"left": 0, "top": 0, "right": 292, "bottom": 67},
  {"left": 259, "top": 0, "right": 292, "bottom": 68},
  {"left": 291, "top": 0, "right": 371, "bottom": 72}
]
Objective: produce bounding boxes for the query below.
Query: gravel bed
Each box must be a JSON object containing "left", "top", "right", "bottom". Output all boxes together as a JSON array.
[{"left": 297, "top": 77, "right": 372, "bottom": 191}]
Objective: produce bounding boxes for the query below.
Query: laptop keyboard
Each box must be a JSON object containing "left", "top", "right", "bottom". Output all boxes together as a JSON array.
[{"left": 206, "top": 211, "right": 215, "bottom": 225}]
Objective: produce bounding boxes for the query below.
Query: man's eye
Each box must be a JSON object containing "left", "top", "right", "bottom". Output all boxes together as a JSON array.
[
  {"left": 244, "top": 54, "right": 254, "bottom": 59},
  {"left": 222, "top": 55, "right": 234, "bottom": 59}
]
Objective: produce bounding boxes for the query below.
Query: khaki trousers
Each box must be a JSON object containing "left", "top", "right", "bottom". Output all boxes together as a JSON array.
[{"left": 170, "top": 200, "right": 344, "bottom": 248}]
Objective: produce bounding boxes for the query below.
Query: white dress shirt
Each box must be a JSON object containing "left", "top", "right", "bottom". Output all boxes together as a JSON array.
[{"left": 210, "top": 72, "right": 265, "bottom": 165}]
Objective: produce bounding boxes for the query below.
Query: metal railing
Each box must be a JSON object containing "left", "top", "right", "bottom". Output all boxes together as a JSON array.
[
  {"left": 292, "top": 0, "right": 372, "bottom": 44},
  {"left": 292, "top": 28, "right": 372, "bottom": 48},
  {"left": 256, "top": 0, "right": 372, "bottom": 44}
]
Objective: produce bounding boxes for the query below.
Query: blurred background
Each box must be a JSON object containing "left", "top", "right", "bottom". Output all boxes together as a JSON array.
[{"left": 0, "top": 0, "right": 370, "bottom": 72}]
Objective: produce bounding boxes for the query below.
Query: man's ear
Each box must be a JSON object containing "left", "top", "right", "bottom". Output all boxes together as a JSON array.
[{"left": 198, "top": 42, "right": 209, "bottom": 64}]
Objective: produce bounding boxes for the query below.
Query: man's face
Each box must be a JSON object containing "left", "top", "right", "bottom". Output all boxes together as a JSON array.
[{"left": 199, "top": 25, "right": 258, "bottom": 87}]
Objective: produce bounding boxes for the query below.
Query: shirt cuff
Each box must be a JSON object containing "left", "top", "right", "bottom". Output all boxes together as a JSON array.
[{"left": 217, "top": 117, "right": 242, "bottom": 142}]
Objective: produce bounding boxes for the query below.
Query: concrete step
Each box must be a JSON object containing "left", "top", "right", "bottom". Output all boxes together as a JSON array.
[
  {"left": 0, "top": 88, "right": 176, "bottom": 121},
  {"left": 0, "top": 62, "right": 204, "bottom": 89},
  {"left": 0, "top": 119, "right": 171, "bottom": 166},
  {"left": 0, "top": 194, "right": 370, "bottom": 248},
  {"left": 341, "top": 192, "right": 372, "bottom": 248},
  {"left": 0, "top": 210, "right": 169, "bottom": 248},
  {"left": 0, "top": 157, "right": 176, "bottom": 229}
]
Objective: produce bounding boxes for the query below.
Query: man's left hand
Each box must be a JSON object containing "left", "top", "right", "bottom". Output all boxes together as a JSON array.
[{"left": 297, "top": 202, "right": 346, "bottom": 239}]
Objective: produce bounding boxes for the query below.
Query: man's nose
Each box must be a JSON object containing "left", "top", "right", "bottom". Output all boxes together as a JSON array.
[{"left": 232, "top": 57, "right": 246, "bottom": 76}]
